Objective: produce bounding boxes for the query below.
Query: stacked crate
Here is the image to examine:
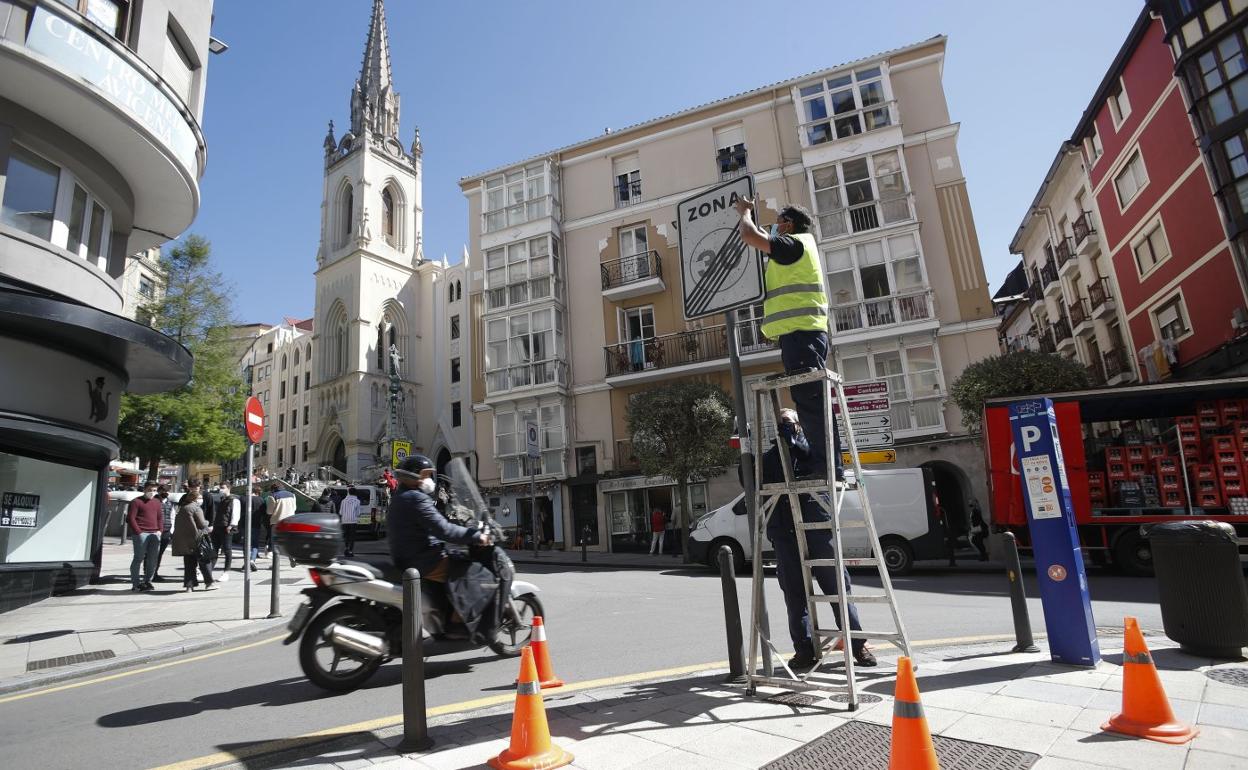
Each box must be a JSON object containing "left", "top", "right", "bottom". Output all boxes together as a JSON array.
[
  {"left": 1154, "top": 455, "right": 1185, "bottom": 508},
  {"left": 1191, "top": 463, "right": 1222, "bottom": 508},
  {"left": 1088, "top": 471, "right": 1108, "bottom": 506},
  {"left": 1173, "top": 416, "right": 1201, "bottom": 463}
]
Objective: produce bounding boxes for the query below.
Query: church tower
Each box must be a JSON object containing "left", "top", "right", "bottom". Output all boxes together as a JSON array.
[{"left": 312, "top": 0, "right": 440, "bottom": 480}]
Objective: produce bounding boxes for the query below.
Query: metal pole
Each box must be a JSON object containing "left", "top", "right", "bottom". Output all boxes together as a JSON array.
[
  {"left": 1000, "top": 531, "right": 1039, "bottom": 653},
  {"left": 718, "top": 545, "right": 746, "bottom": 683},
  {"left": 399, "top": 568, "right": 433, "bottom": 751},
  {"left": 244, "top": 444, "right": 253, "bottom": 619},
  {"left": 531, "top": 465, "right": 539, "bottom": 559},
  {"left": 581, "top": 525, "right": 588, "bottom": 563},
  {"left": 267, "top": 512, "right": 281, "bottom": 618}
]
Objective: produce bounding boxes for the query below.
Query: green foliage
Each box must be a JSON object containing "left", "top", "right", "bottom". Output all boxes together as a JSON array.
[
  {"left": 626, "top": 380, "right": 739, "bottom": 562},
  {"left": 119, "top": 235, "right": 247, "bottom": 479},
  {"left": 949, "top": 350, "right": 1091, "bottom": 433}
]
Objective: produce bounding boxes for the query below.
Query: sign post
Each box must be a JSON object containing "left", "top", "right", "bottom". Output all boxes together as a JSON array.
[
  {"left": 1008, "top": 397, "right": 1099, "bottom": 667},
  {"left": 242, "top": 396, "right": 265, "bottom": 620},
  {"left": 526, "top": 421, "right": 540, "bottom": 559}
]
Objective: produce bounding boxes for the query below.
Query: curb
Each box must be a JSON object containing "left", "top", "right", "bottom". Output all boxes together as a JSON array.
[
  {"left": 0, "top": 617, "right": 288, "bottom": 697},
  {"left": 509, "top": 556, "right": 698, "bottom": 571}
]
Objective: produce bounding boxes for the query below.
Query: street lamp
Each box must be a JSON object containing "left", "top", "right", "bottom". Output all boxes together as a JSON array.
[{"left": 208, "top": 36, "right": 229, "bottom": 55}]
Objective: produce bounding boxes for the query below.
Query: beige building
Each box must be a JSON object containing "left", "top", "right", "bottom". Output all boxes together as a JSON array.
[{"left": 459, "top": 36, "right": 997, "bottom": 554}]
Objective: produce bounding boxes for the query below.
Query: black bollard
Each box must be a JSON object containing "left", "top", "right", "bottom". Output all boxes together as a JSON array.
[
  {"left": 267, "top": 541, "right": 281, "bottom": 619},
  {"left": 718, "top": 545, "right": 747, "bottom": 683},
  {"left": 398, "top": 568, "right": 433, "bottom": 752},
  {"left": 1000, "top": 532, "right": 1040, "bottom": 653},
  {"left": 581, "top": 525, "right": 590, "bottom": 563}
]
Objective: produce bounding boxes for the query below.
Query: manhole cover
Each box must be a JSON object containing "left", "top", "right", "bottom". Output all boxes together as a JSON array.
[
  {"left": 762, "top": 720, "right": 1039, "bottom": 769},
  {"left": 1096, "top": 626, "right": 1162, "bottom": 637},
  {"left": 1206, "top": 668, "right": 1248, "bottom": 688},
  {"left": 767, "top": 693, "right": 826, "bottom": 707},
  {"left": 827, "top": 693, "right": 883, "bottom": 705},
  {"left": 27, "top": 650, "right": 115, "bottom": 672},
  {"left": 117, "top": 621, "right": 187, "bottom": 635}
]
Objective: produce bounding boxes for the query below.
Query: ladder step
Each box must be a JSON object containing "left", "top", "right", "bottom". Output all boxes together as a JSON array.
[
  {"left": 796, "top": 520, "right": 865, "bottom": 530},
  {"left": 753, "top": 369, "right": 842, "bottom": 391},
  {"left": 761, "top": 480, "right": 857, "bottom": 493},
  {"left": 804, "top": 558, "right": 878, "bottom": 568},
  {"left": 809, "top": 593, "right": 892, "bottom": 603}
]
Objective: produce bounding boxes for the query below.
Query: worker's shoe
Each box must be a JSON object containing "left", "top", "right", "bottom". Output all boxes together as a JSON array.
[
  {"left": 853, "top": 644, "right": 878, "bottom": 667},
  {"left": 787, "top": 653, "right": 818, "bottom": 672}
]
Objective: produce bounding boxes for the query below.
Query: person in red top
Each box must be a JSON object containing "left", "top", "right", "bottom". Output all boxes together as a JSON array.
[
  {"left": 127, "top": 482, "right": 164, "bottom": 591},
  {"left": 649, "top": 507, "right": 667, "bottom": 555},
  {"left": 382, "top": 468, "right": 398, "bottom": 492}
]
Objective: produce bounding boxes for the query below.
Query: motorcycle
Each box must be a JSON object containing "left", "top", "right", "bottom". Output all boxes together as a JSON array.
[{"left": 276, "top": 459, "right": 543, "bottom": 692}]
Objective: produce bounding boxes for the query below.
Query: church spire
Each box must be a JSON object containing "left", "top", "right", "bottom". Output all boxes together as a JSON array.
[{"left": 351, "top": 0, "right": 400, "bottom": 140}]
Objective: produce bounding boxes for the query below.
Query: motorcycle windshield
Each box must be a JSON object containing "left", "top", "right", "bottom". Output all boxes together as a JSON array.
[{"left": 446, "top": 458, "right": 488, "bottom": 522}]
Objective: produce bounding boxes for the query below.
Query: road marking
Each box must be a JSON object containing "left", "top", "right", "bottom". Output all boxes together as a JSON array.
[
  {"left": 0, "top": 633, "right": 284, "bottom": 705},
  {"left": 147, "top": 631, "right": 1027, "bottom": 770}
]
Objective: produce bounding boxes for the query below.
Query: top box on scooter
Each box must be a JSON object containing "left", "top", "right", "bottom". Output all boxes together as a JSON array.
[{"left": 275, "top": 513, "right": 344, "bottom": 565}]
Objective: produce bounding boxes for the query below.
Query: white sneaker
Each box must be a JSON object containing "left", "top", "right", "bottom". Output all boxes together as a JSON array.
[{"left": 219, "top": 573, "right": 230, "bottom": 582}]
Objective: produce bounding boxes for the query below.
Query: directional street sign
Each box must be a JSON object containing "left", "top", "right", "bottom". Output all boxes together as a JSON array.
[
  {"left": 842, "top": 449, "right": 897, "bottom": 464},
  {"left": 843, "top": 381, "right": 889, "bottom": 400},
  {"left": 853, "top": 432, "right": 895, "bottom": 449},
  {"left": 842, "top": 413, "right": 891, "bottom": 431},
  {"left": 834, "top": 379, "right": 894, "bottom": 456},
  {"left": 677, "top": 175, "right": 765, "bottom": 320}
]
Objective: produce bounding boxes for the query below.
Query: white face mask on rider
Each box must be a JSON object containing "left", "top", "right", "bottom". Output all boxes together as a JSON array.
[{"left": 418, "top": 477, "right": 436, "bottom": 495}]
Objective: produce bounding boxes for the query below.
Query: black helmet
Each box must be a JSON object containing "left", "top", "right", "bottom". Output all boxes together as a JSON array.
[{"left": 394, "top": 454, "right": 434, "bottom": 481}]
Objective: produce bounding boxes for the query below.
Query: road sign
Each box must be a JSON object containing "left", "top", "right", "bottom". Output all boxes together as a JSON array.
[
  {"left": 243, "top": 396, "right": 265, "bottom": 444},
  {"left": 525, "top": 421, "right": 541, "bottom": 459},
  {"left": 677, "top": 175, "right": 765, "bottom": 320},
  {"left": 392, "top": 439, "right": 412, "bottom": 468},
  {"left": 840, "top": 413, "right": 891, "bottom": 431},
  {"left": 852, "top": 432, "right": 895, "bottom": 449},
  {"left": 843, "top": 381, "right": 889, "bottom": 400},
  {"left": 836, "top": 398, "right": 890, "bottom": 415},
  {"left": 841, "top": 450, "right": 896, "bottom": 464}
]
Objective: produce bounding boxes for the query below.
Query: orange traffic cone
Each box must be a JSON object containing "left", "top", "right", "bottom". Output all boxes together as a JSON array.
[
  {"left": 1101, "top": 617, "right": 1199, "bottom": 744},
  {"left": 489, "top": 646, "right": 573, "bottom": 770},
  {"left": 531, "top": 616, "right": 565, "bottom": 689},
  {"left": 888, "top": 656, "right": 939, "bottom": 770}
]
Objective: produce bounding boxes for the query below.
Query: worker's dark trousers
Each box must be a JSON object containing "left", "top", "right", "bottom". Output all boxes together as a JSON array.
[{"left": 771, "top": 523, "right": 863, "bottom": 658}]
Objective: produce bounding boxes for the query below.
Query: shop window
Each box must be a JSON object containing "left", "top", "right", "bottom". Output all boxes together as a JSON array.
[{"left": 0, "top": 451, "right": 96, "bottom": 564}]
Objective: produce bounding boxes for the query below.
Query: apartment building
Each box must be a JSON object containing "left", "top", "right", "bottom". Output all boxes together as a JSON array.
[
  {"left": 118, "top": 246, "right": 164, "bottom": 324},
  {"left": 460, "top": 36, "right": 998, "bottom": 553}
]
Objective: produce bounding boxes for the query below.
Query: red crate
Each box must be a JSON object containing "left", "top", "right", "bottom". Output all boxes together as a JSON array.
[
  {"left": 1179, "top": 445, "right": 1201, "bottom": 462},
  {"left": 1127, "top": 445, "right": 1146, "bottom": 461},
  {"left": 1212, "top": 435, "right": 1238, "bottom": 452},
  {"left": 1190, "top": 464, "right": 1217, "bottom": 481},
  {"left": 1234, "top": 421, "right": 1248, "bottom": 439},
  {"left": 1222, "top": 478, "right": 1244, "bottom": 497},
  {"left": 1161, "top": 489, "right": 1186, "bottom": 507},
  {"left": 1200, "top": 414, "right": 1222, "bottom": 429},
  {"left": 1197, "top": 491, "right": 1223, "bottom": 508},
  {"left": 1107, "top": 462, "right": 1128, "bottom": 480},
  {"left": 1197, "top": 401, "right": 1219, "bottom": 417},
  {"left": 1087, "top": 471, "right": 1106, "bottom": 488},
  {"left": 1176, "top": 415, "right": 1198, "bottom": 429},
  {"left": 1153, "top": 457, "right": 1178, "bottom": 473},
  {"left": 1220, "top": 400, "right": 1242, "bottom": 424},
  {"left": 1129, "top": 462, "right": 1150, "bottom": 478},
  {"left": 1197, "top": 477, "right": 1220, "bottom": 493},
  {"left": 1158, "top": 471, "right": 1181, "bottom": 490},
  {"left": 1105, "top": 447, "right": 1126, "bottom": 462},
  {"left": 1218, "top": 462, "right": 1243, "bottom": 480}
]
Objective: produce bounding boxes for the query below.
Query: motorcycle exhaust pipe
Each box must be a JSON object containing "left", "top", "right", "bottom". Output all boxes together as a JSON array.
[{"left": 325, "top": 623, "right": 389, "bottom": 659}]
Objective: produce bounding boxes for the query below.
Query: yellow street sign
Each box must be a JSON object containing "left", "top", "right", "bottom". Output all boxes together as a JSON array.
[
  {"left": 391, "top": 440, "right": 412, "bottom": 468},
  {"left": 841, "top": 450, "right": 896, "bottom": 464}
]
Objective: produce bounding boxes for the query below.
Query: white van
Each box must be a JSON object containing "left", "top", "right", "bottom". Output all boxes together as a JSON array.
[
  {"left": 326, "top": 485, "right": 391, "bottom": 538},
  {"left": 687, "top": 468, "right": 945, "bottom": 575}
]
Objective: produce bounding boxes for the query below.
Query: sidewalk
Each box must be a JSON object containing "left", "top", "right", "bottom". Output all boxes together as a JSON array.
[
  {"left": 0, "top": 541, "right": 310, "bottom": 694},
  {"left": 508, "top": 550, "right": 691, "bottom": 570},
  {"left": 238, "top": 633, "right": 1248, "bottom": 770}
]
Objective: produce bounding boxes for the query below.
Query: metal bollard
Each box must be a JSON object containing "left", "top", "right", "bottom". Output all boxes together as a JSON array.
[
  {"left": 398, "top": 568, "right": 434, "bottom": 752},
  {"left": 1000, "top": 531, "right": 1039, "bottom": 653},
  {"left": 581, "top": 525, "right": 589, "bottom": 563},
  {"left": 267, "top": 543, "right": 281, "bottom": 619},
  {"left": 718, "top": 545, "right": 746, "bottom": 683}
]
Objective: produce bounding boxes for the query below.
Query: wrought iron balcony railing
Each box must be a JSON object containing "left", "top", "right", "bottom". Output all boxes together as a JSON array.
[
  {"left": 1073, "top": 211, "right": 1097, "bottom": 247},
  {"left": 601, "top": 251, "right": 662, "bottom": 291},
  {"left": 1089, "top": 277, "right": 1112, "bottom": 309}
]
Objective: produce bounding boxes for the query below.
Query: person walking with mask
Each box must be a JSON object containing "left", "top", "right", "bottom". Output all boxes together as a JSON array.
[
  {"left": 338, "top": 487, "right": 360, "bottom": 557},
  {"left": 126, "top": 482, "right": 163, "bottom": 591},
  {"left": 267, "top": 482, "right": 297, "bottom": 567},
  {"left": 152, "top": 485, "right": 175, "bottom": 582},
  {"left": 211, "top": 482, "right": 240, "bottom": 581},
  {"left": 172, "top": 491, "right": 215, "bottom": 591}
]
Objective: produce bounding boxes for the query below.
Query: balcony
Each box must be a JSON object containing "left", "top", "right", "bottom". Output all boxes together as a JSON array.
[
  {"left": 1041, "top": 262, "right": 1060, "bottom": 295},
  {"left": 1038, "top": 328, "right": 1057, "bottom": 354},
  {"left": 614, "top": 439, "right": 640, "bottom": 472},
  {"left": 1085, "top": 358, "right": 1106, "bottom": 386},
  {"left": 485, "top": 359, "right": 569, "bottom": 397},
  {"left": 1027, "top": 281, "right": 1045, "bottom": 308},
  {"left": 1056, "top": 238, "right": 1079, "bottom": 278},
  {"left": 800, "top": 100, "right": 898, "bottom": 149},
  {"left": 1069, "top": 297, "right": 1093, "bottom": 335},
  {"left": 601, "top": 251, "right": 665, "bottom": 301},
  {"left": 1073, "top": 211, "right": 1098, "bottom": 256},
  {"left": 1103, "top": 347, "right": 1132, "bottom": 385},
  {"left": 1088, "top": 278, "right": 1116, "bottom": 319},
  {"left": 0, "top": 1, "right": 205, "bottom": 254},
  {"left": 1053, "top": 318, "right": 1075, "bottom": 352},
  {"left": 816, "top": 195, "right": 914, "bottom": 240},
  {"left": 482, "top": 194, "right": 560, "bottom": 234},
  {"left": 830, "top": 290, "right": 936, "bottom": 335},
  {"left": 604, "top": 323, "right": 778, "bottom": 382},
  {"left": 485, "top": 274, "right": 564, "bottom": 313}
]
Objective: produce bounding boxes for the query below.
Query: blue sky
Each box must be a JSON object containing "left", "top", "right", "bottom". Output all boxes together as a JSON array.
[{"left": 196, "top": 0, "right": 1144, "bottom": 322}]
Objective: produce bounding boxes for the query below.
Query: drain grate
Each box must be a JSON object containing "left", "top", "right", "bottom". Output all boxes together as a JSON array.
[
  {"left": 116, "top": 621, "right": 187, "bottom": 635},
  {"left": 767, "top": 693, "right": 827, "bottom": 707},
  {"left": 827, "top": 693, "right": 883, "bottom": 705},
  {"left": 26, "top": 650, "right": 115, "bottom": 672},
  {"left": 1206, "top": 668, "right": 1248, "bottom": 688},
  {"left": 762, "top": 720, "right": 1039, "bottom": 769},
  {"left": 1096, "top": 625, "right": 1162, "bottom": 637}
]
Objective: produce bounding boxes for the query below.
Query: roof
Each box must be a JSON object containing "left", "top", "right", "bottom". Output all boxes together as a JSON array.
[
  {"left": 458, "top": 35, "right": 947, "bottom": 185},
  {"left": 992, "top": 260, "right": 1029, "bottom": 301}
]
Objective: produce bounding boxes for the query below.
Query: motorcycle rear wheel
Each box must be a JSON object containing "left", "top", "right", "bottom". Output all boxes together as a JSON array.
[
  {"left": 488, "top": 593, "right": 544, "bottom": 657},
  {"left": 299, "top": 602, "right": 388, "bottom": 691}
]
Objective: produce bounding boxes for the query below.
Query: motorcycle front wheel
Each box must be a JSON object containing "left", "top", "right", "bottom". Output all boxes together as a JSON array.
[
  {"left": 488, "top": 593, "right": 544, "bottom": 657},
  {"left": 299, "top": 602, "right": 388, "bottom": 691}
]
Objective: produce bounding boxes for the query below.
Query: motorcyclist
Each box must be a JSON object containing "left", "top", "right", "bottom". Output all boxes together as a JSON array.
[{"left": 387, "top": 454, "right": 490, "bottom": 584}]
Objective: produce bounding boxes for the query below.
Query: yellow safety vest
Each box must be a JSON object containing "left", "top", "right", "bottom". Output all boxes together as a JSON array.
[{"left": 761, "top": 232, "right": 827, "bottom": 339}]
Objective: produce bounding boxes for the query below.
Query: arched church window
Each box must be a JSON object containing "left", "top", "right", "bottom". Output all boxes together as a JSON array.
[
  {"left": 382, "top": 187, "right": 396, "bottom": 247},
  {"left": 336, "top": 323, "right": 347, "bottom": 375},
  {"left": 456, "top": 281, "right": 462, "bottom": 301},
  {"left": 448, "top": 283, "right": 454, "bottom": 302},
  {"left": 306, "top": 343, "right": 312, "bottom": 364},
  {"left": 376, "top": 323, "right": 385, "bottom": 371},
  {"left": 281, "top": 353, "right": 287, "bottom": 371},
  {"left": 341, "top": 184, "right": 354, "bottom": 244},
  {"left": 293, "top": 348, "right": 300, "bottom": 366}
]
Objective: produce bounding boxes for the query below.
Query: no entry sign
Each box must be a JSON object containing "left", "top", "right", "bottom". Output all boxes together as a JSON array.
[{"left": 244, "top": 396, "right": 265, "bottom": 445}]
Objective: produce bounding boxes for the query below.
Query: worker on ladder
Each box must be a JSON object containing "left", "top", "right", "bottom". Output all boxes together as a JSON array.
[
  {"left": 764, "top": 409, "right": 876, "bottom": 670},
  {"left": 734, "top": 196, "right": 839, "bottom": 481}
]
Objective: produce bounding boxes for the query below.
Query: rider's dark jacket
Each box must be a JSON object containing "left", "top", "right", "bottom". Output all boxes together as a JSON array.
[{"left": 387, "top": 485, "right": 478, "bottom": 575}]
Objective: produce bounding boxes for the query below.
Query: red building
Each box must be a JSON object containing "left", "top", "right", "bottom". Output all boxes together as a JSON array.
[{"left": 1073, "top": 12, "right": 1248, "bottom": 380}]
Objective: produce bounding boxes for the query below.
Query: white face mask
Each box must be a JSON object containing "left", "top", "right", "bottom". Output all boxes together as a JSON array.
[
  {"left": 143, "top": 491, "right": 155, "bottom": 499},
  {"left": 769, "top": 224, "right": 779, "bottom": 239},
  {"left": 418, "top": 477, "right": 437, "bottom": 495}
]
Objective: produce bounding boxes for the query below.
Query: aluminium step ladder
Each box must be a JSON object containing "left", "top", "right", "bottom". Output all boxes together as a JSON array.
[{"left": 745, "top": 367, "right": 912, "bottom": 709}]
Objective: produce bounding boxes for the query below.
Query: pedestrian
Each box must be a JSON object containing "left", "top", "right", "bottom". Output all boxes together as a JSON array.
[
  {"left": 763, "top": 409, "right": 875, "bottom": 670},
  {"left": 734, "top": 196, "right": 838, "bottom": 480},
  {"left": 969, "top": 498, "right": 989, "bottom": 561},
  {"left": 152, "top": 485, "right": 175, "bottom": 582},
  {"left": 649, "top": 506, "right": 666, "bottom": 555},
  {"left": 338, "top": 487, "right": 361, "bottom": 557},
  {"left": 126, "top": 482, "right": 163, "bottom": 592},
  {"left": 247, "top": 491, "right": 266, "bottom": 571},
  {"left": 211, "top": 481, "right": 240, "bottom": 581},
  {"left": 382, "top": 467, "right": 397, "bottom": 493},
  {"left": 312, "top": 489, "right": 335, "bottom": 514},
  {"left": 267, "top": 482, "right": 297, "bottom": 567},
  {"left": 172, "top": 491, "right": 214, "bottom": 591}
]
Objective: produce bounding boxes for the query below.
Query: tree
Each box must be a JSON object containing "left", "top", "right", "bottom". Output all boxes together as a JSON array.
[
  {"left": 626, "top": 381, "right": 739, "bottom": 563},
  {"left": 949, "top": 350, "right": 1091, "bottom": 434},
  {"left": 118, "top": 235, "right": 247, "bottom": 481}
]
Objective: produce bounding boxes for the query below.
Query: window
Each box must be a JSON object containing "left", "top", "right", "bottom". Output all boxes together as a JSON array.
[
  {"left": 1114, "top": 151, "right": 1148, "bottom": 208},
  {"left": 292, "top": 376, "right": 298, "bottom": 395},
  {"left": 302, "top": 442, "right": 309, "bottom": 462},
  {"left": 714, "top": 124, "right": 747, "bottom": 179},
  {"left": 63, "top": 182, "right": 109, "bottom": 266},
  {"left": 294, "top": 348, "right": 300, "bottom": 366},
  {"left": 450, "top": 315, "right": 460, "bottom": 340},
  {"left": 261, "top": 440, "right": 268, "bottom": 455},
  {"left": 267, "top": 343, "right": 273, "bottom": 354},
  {"left": 1197, "top": 29, "right": 1248, "bottom": 127},
  {"left": 375, "top": 319, "right": 397, "bottom": 371},
  {"left": 452, "top": 401, "right": 462, "bottom": 427},
  {"left": 277, "top": 448, "right": 284, "bottom": 467},
  {"left": 382, "top": 187, "right": 396, "bottom": 246},
  {"left": 797, "top": 66, "right": 891, "bottom": 147},
  {"left": 305, "top": 371, "right": 310, "bottom": 390},
  {"left": 495, "top": 403, "right": 566, "bottom": 480},
  {"left": 1108, "top": 80, "right": 1131, "bottom": 128},
  {"left": 837, "top": 340, "right": 944, "bottom": 433},
  {"left": 1132, "top": 222, "right": 1171, "bottom": 275},
  {"left": 451, "top": 357, "right": 461, "bottom": 383},
  {"left": 824, "top": 232, "right": 928, "bottom": 332},
  {"left": 1220, "top": 131, "right": 1248, "bottom": 218},
  {"left": 53, "top": 0, "right": 131, "bottom": 40},
  {"left": 1084, "top": 125, "right": 1104, "bottom": 164},
  {"left": 279, "top": 381, "right": 286, "bottom": 399},
  {"left": 616, "top": 224, "right": 651, "bottom": 283},
  {"left": 163, "top": 24, "right": 196, "bottom": 105},
  {"left": 1154, "top": 295, "right": 1191, "bottom": 341},
  {"left": 810, "top": 150, "right": 911, "bottom": 239},
  {"left": 340, "top": 184, "right": 354, "bottom": 245},
  {"left": 303, "top": 405, "right": 309, "bottom": 426},
  {"left": 138, "top": 274, "right": 155, "bottom": 299},
  {"left": 289, "top": 446, "right": 295, "bottom": 467},
  {"left": 613, "top": 155, "right": 641, "bottom": 207},
  {"left": 291, "top": 410, "right": 297, "bottom": 430},
  {"left": 281, "top": 354, "right": 287, "bottom": 371},
  {"left": 456, "top": 281, "right": 462, "bottom": 301},
  {"left": 483, "top": 163, "right": 553, "bottom": 232},
  {"left": 484, "top": 235, "right": 562, "bottom": 310},
  {"left": 576, "top": 446, "right": 598, "bottom": 476},
  {"left": 277, "top": 414, "right": 284, "bottom": 432},
  {"left": 485, "top": 308, "right": 566, "bottom": 393},
  {"left": 2, "top": 146, "right": 60, "bottom": 241}
]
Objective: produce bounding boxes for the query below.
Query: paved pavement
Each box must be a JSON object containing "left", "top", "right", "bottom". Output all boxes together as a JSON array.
[
  {"left": 0, "top": 541, "right": 308, "bottom": 692},
  {"left": 227, "top": 634, "right": 1248, "bottom": 770}
]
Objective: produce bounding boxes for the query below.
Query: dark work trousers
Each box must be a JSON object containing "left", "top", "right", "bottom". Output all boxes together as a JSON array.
[
  {"left": 211, "top": 526, "right": 233, "bottom": 572},
  {"left": 155, "top": 532, "right": 172, "bottom": 576},
  {"left": 342, "top": 522, "right": 357, "bottom": 555},
  {"left": 771, "top": 516, "right": 863, "bottom": 658},
  {"left": 778, "top": 329, "right": 840, "bottom": 477},
  {"left": 183, "top": 555, "right": 213, "bottom": 588}
]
